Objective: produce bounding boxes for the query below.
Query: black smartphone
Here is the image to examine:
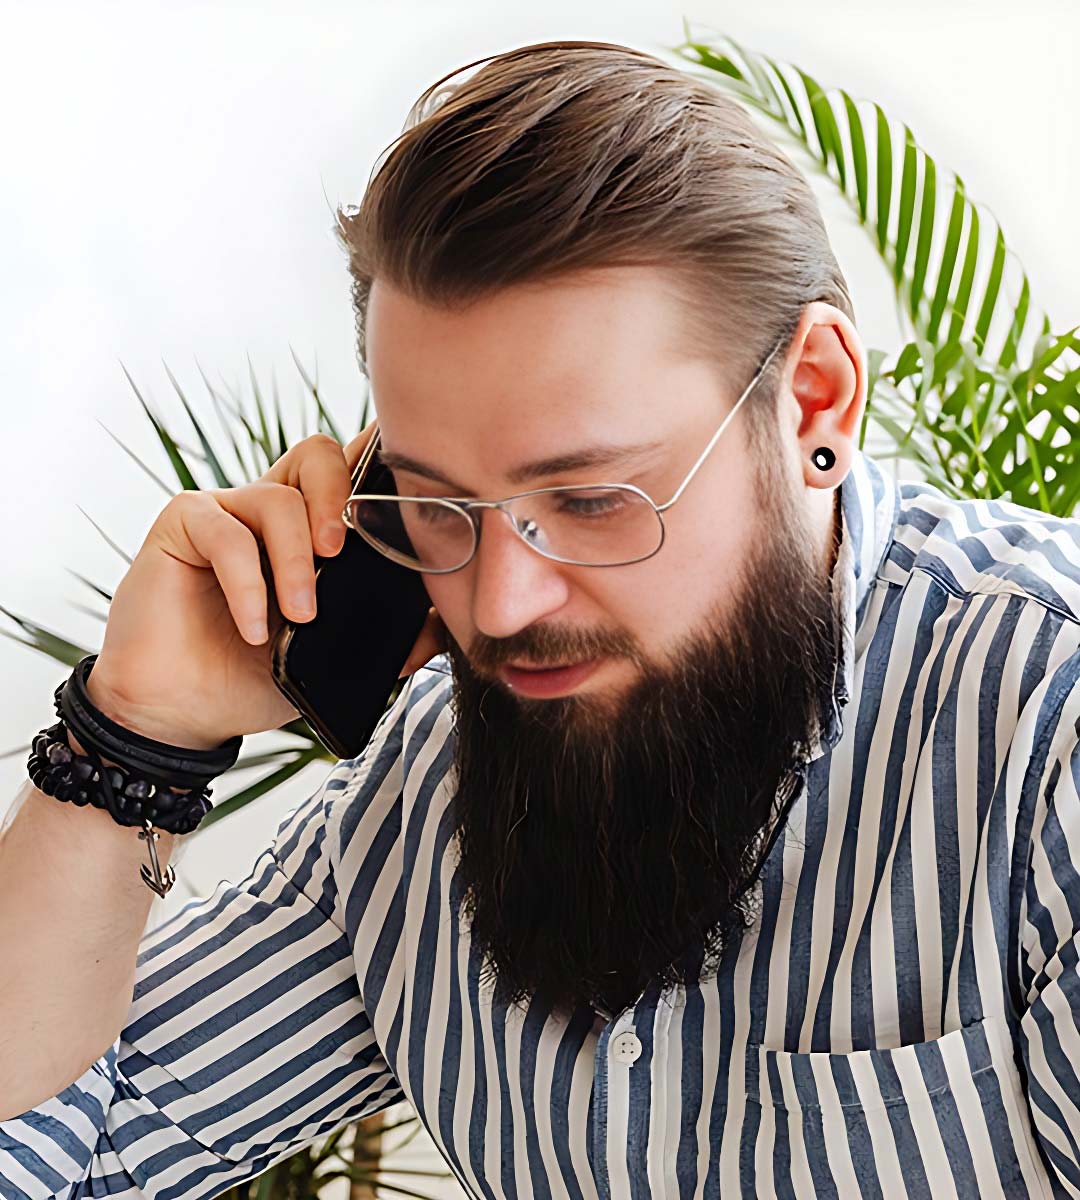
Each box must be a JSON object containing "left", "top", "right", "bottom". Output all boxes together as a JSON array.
[{"left": 271, "top": 425, "right": 435, "bottom": 759}]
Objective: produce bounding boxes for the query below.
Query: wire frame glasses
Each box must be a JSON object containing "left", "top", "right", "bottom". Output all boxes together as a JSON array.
[{"left": 342, "top": 334, "right": 786, "bottom": 574}]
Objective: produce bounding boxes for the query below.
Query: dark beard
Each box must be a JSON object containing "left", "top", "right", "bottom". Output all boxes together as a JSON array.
[{"left": 444, "top": 476, "right": 841, "bottom": 1021}]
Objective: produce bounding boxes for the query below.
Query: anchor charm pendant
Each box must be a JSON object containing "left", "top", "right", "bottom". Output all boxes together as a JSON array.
[{"left": 138, "top": 819, "right": 176, "bottom": 897}]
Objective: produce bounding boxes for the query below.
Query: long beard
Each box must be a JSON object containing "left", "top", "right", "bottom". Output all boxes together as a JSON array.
[{"left": 444, "top": 483, "right": 841, "bottom": 1020}]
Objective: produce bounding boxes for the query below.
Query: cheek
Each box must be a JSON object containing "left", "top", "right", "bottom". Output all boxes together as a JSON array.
[
  {"left": 595, "top": 564, "right": 705, "bottom": 652},
  {"left": 624, "top": 506, "right": 753, "bottom": 638}
]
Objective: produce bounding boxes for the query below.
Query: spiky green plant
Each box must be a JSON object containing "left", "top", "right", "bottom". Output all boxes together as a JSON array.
[
  {"left": 3, "top": 24, "right": 1077, "bottom": 1199},
  {"left": 671, "top": 19, "right": 1080, "bottom": 513}
]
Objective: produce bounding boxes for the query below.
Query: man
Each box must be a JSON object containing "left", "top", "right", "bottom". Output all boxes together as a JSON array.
[{"left": 4, "top": 38, "right": 1080, "bottom": 1200}]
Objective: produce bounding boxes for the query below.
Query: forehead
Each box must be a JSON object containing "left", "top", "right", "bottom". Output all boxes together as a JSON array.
[{"left": 365, "top": 266, "right": 714, "bottom": 464}]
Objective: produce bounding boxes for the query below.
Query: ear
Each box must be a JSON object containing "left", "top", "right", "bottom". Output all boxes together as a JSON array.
[{"left": 780, "top": 301, "right": 867, "bottom": 488}]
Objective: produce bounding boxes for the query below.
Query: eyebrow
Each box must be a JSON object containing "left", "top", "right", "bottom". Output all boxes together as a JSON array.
[{"left": 377, "top": 439, "right": 666, "bottom": 494}]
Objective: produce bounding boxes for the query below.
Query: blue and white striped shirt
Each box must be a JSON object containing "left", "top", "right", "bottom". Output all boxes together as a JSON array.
[{"left": 4, "top": 447, "right": 1080, "bottom": 1199}]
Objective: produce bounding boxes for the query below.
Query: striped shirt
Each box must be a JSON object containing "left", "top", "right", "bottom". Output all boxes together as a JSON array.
[{"left": 4, "top": 446, "right": 1080, "bottom": 1199}]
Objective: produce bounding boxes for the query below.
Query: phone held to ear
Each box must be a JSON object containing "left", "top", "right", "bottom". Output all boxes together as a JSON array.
[{"left": 271, "top": 425, "right": 435, "bottom": 760}]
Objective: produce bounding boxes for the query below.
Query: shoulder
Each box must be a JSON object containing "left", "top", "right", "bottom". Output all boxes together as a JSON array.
[
  {"left": 279, "top": 660, "right": 456, "bottom": 863},
  {"left": 335, "top": 655, "right": 455, "bottom": 820},
  {"left": 272, "top": 659, "right": 457, "bottom": 927},
  {"left": 856, "top": 475, "right": 1080, "bottom": 821},
  {"left": 886, "top": 480, "right": 1080, "bottom": 624}
]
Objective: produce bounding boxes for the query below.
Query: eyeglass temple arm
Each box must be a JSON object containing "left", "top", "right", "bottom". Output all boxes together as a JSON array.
[{"left": 654, "top": 338, "right": 786, "bottom": 514}]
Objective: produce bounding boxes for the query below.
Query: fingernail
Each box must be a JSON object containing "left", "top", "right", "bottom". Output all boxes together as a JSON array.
[
  {"left": 248, "top": 618, "right": 268, "bottom": 643},
  {"left": 291, "top": 586, "right": 315, "bottom": 616}
]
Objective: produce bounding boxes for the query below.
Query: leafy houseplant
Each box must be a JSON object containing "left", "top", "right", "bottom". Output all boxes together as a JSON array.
[
  {"left": 671, "top": 21, "right": 1079, "bottom": 513},
  {"left": 3, "top": 23, "right": 1077, "bottom": 1199}
]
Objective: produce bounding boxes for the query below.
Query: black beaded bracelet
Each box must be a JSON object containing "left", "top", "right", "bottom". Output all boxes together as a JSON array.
[
  {"left": 26, "top": 656, "right": 244, "bottom": 897},
  {"left": 28, "top": 720, "right": 213, "bottom": 835}
]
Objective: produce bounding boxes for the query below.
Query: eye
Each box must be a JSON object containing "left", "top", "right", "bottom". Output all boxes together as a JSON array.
[
  {"left": 414, "top": 502, "right": 461, "bottom": 524},
  {"left": 556, "top": 491, "right": 628, "bottom": 518}
]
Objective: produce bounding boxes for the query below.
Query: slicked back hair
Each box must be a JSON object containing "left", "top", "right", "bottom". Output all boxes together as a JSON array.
[{"left": 336, "top": 39, "right": 854, "bottom": 450}]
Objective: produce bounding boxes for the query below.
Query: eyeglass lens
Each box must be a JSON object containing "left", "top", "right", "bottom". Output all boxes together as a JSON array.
[{"left": 347, "top": 488, "right": 663, "bottom": 570}]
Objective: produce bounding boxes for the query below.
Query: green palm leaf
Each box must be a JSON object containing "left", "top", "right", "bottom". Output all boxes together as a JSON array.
[
  {"left": 162, "top": 360, "right": 235, "bottom": 488},
  {"left": 0, "top": 605, "right": 92, "bottom": 667},
  {"left": 1, "top": 353, "right": 365, "bottom": 829},
  {"left": 96, "top": 420, "right": 176, "bottom": 496},
  {"left": 119, "top": 361, "right": 200, "bottom": 491},
  {"left": 289, "top": 346, "right": 346, "bottom": 445},
  {"left": 670, "top": 21, "right": 1080, "bottom": 515}
]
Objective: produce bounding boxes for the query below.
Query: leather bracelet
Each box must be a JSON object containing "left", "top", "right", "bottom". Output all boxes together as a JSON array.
[
  {"left": 61, "top": 655, "right": 241, "bottom": 786},
  {"left": 26, "top": 656, "right": 244, "bottom": 897}
]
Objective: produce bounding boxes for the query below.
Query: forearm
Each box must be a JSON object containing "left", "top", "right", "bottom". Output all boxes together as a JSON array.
[{"left": 0, "top": 772, "right": 177, "bottom": 1119}]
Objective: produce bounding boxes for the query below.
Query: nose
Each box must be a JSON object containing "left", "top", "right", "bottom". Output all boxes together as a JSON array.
[{"left": 467, "top": 506, "right": 571, "bottom": 640}]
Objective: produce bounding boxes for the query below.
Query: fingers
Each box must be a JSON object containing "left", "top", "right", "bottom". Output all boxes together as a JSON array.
[
  {"left": 260, "top": 432, "right": 348, "bottom": 558},
  {"left": 342, "top": 417, "right": 379, "bottom": 473},
  {"left": 164, "top": 483, "right": 321, "bottom": 646},
  {"left": 210, "top": 483, "right": 320, "bottom": 630},
  {"left": 159, "top": 425, "right": 383, "bottom": 648},
  {"left": 169, "top": 492, "right": 272, "bottom": 644},
  {"left": 260, "top": 425, "right": 377, "bottom": 558},
  {"left": 296, "top": 447, "right": 349, "bottom": 558}
]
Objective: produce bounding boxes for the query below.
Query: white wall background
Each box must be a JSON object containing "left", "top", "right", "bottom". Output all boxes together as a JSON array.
[{"left": 1, "top": 1, "right": 1076, "bottom": 1194}]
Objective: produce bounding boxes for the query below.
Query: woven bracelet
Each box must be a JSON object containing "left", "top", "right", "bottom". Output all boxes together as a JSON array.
[{"left": 26, "top": 656, "right": 244, "bottom": 896}]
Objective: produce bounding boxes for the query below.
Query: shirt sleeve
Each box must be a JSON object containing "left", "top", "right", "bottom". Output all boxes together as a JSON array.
[
  {"left": 1018, "top": 655, "right": 1080, "bottom": 1197},
  {"left": 0, "top": 670, "right": 424, "bottom": 1200}
]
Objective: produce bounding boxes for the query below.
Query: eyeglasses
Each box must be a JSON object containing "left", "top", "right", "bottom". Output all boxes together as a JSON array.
[{"left": 342, "top": 335, "right": 787, "bottom": 573}]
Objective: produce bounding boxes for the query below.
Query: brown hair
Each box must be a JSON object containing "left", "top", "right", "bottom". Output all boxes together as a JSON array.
[{"left": 335, "top": 39, "right": 854, "bottom": 445}]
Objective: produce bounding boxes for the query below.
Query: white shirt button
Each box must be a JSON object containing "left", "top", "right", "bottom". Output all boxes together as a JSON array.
[{"left": 611, "top": 1030, "right": 642, "bottom": 1065}]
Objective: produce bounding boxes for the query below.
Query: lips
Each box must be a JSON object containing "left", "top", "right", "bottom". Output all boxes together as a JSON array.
[{"left": 498, "top": 658, "right": 602, "bottom": 698}]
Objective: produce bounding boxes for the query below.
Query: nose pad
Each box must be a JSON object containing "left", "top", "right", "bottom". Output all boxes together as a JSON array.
[
  {"left": 474, "top": 505, "right": 533, "bottom": 555},
  {"left": 499, "top": 503, "right": 549, "bottom": 555},
  {"left": 514, "top": 514, "right": 544, "bottom": 546}
]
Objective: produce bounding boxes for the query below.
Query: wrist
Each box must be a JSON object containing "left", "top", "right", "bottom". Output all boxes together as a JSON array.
[
  {"left": 61, "top": 727, "right": 194, "bottom": 797},
  {"left": 29, "top": 656, "right": 222, "bottom": 896},
  {"left": 26, "top": 775, "right": 178, "bottom": 848},
  {"left": 85, "top": 663, "right": 225, "bottom": 752}
]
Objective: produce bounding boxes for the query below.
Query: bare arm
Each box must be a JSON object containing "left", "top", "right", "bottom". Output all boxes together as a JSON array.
[
  {"left": 0, "top": 679, "right": 419, "bottom": 1198},
  {"left": 0, "top": 784, "right": 175, "bottom": 1118},
  {"left": 0, "top": 719, "right": 181, "bottom": 1119},
  {"left": 0, "top": 424, "right": 443, "bottom": 1127}
]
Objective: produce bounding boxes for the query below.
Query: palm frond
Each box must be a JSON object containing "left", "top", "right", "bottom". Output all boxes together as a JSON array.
[
  {"left": 75, "top": 505, "right": 133, "bottom": 565},
  {"left": 119, "top": 361, "right": 200, "bottom": 491},
  {"left": 96, "top": 420, "right": 176, "bottom": 496},
  {"left": 0, "top": 605, "right": 93, "bottom": 667},
  {"left": 290, "top": 345, "right": 346, "bottom": 444},
  {"left": 195, "top": 747, "right": 324, "bottom": 831},
  {"left": 162, "top": 359, "right": 235, "bottom": 488},
  {"left": 670, "top": 21, "right": 1080, "bottom": 515}
]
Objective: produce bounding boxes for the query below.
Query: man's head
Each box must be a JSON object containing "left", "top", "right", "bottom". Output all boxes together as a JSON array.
[{"left": 338, "top": 41, "right": 867, "bottom": 1017}]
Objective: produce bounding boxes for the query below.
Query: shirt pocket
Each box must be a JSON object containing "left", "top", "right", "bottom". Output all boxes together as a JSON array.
[{"left": 746, "top": 1014, "right": 1053, "bottom": 1200}]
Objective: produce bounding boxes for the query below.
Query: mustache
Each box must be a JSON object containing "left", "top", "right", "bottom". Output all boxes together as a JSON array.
[{"left": 452, "top": 621, "right": 646, "bottom": 676}]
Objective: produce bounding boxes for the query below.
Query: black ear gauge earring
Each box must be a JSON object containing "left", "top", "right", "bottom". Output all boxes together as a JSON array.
[{"left": 811, "top": 446, "right": 836, "bottom": 472}]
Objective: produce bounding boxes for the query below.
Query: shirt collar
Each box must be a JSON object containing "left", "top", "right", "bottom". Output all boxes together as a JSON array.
[{"left": 801, "top": 447, "right": 901, "bottom": 765}]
